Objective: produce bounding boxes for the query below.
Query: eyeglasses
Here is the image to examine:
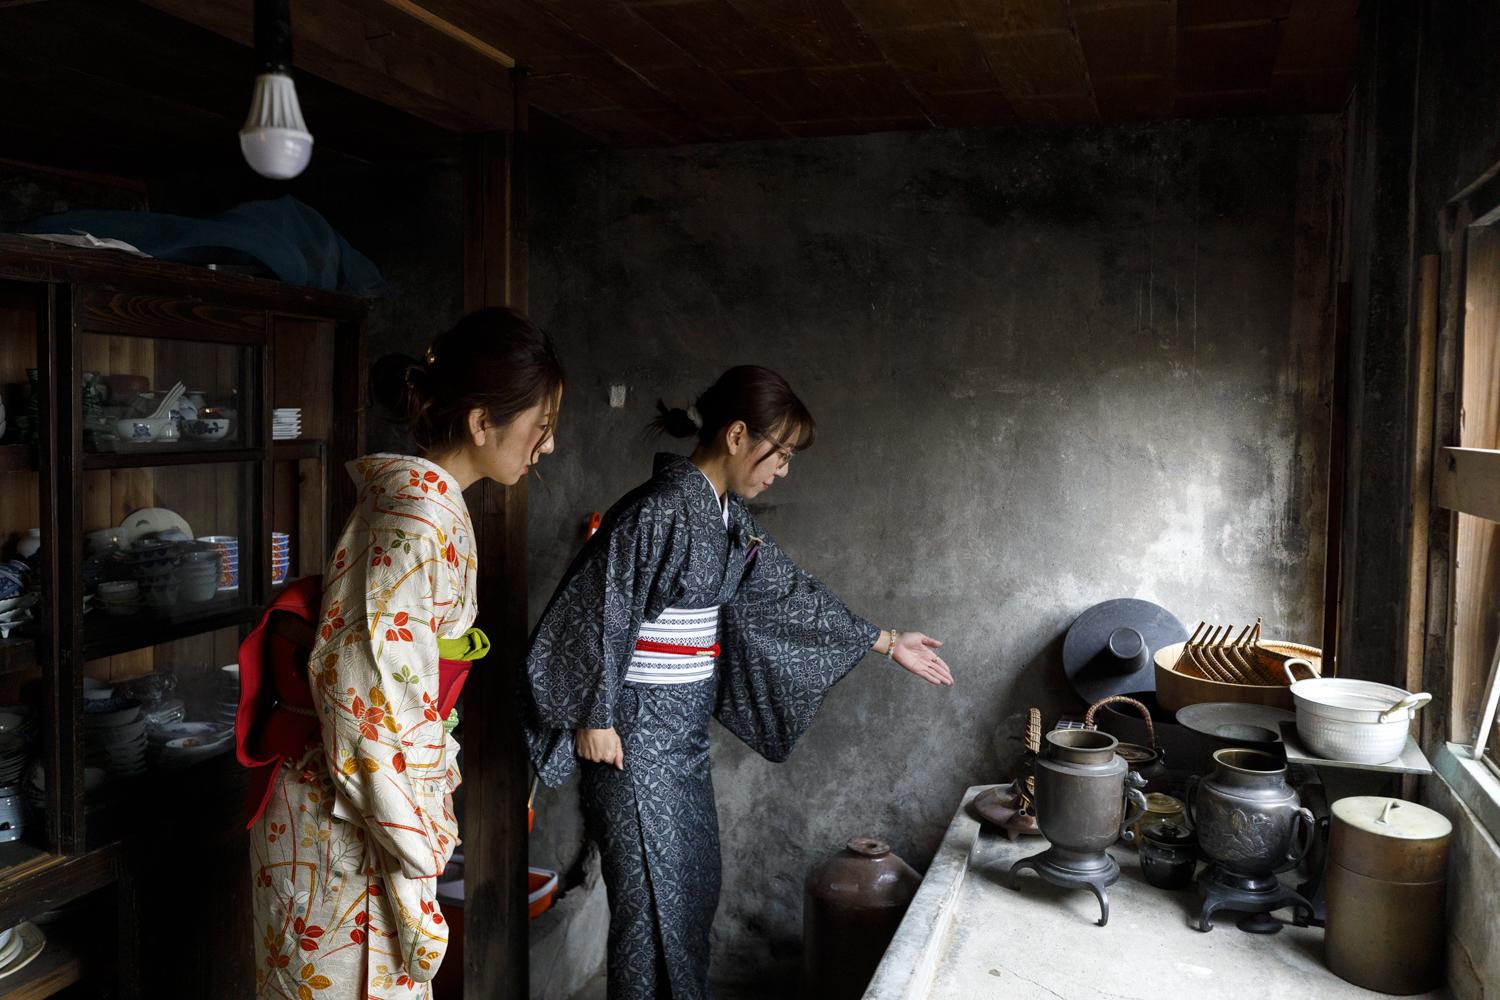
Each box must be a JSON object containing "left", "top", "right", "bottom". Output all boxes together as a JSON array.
[{"left": 750, "top": 429, "right": 795, "bottom": 470}]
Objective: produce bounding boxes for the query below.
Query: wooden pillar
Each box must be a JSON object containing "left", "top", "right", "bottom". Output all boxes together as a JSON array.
[{"left": 461, "top": 67, "right": 530, "bottom": 1000}]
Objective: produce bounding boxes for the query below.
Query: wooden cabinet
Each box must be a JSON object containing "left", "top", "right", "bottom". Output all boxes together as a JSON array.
[{"left": 0, "top": 235, "right": 364, "bottom": 999}]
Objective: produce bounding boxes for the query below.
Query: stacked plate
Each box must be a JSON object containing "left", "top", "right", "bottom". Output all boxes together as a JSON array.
[
  {"left": 197, "top": 535, "right": 239, "bottom": 591},
  {"left": 83, "top": 697, "right": 147, "bottom": 778},
  {"left": 147, "top": 722, "right": 233, "bottom": 770},
  {"left": 0, "top": 711, "right": 30, "bottom": 793},
  {"left": 0, "top": 922, "right": 46, "bottom": 980},
  {"left": 272, "top": 532, "right": 290, "bottom": 586},
  {"left": 272, "top": 408, "right": 302, "bottom": 441},
  {"left": 217, "top": 664, "right": 240, "bottom": 727},
  {"left": 0, "top": 594, "right": 36, "bottom": 640}
]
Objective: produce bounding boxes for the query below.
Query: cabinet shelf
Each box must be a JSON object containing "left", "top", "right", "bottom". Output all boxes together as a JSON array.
[
  {"left": 0, "top": 844, "right": 122, "bottom": 934},
  {"left": 82, "top": 446, "right": 264, "bottom": 470},
  {"left": 271, "top": 439, "right": 326, "bottom": 462},
  {"left": 82, "top": 604, "right": 261, "bottom": 660},
  {"left": 0, "top": 931, "right": 83, "bottom": 1000}
]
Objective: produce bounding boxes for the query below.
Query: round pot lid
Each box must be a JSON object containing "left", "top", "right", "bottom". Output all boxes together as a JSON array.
[{"left": 1063, "top": 598, "right": 1187, "bottom": 703}]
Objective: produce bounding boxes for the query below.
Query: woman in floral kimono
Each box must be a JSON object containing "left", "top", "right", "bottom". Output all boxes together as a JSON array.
[
  {"left": 523, "top": 365, "right": 953, "bottom": 1000},
  {"left": 248, "top": 307, "right": 563, "bottom": 1000}
]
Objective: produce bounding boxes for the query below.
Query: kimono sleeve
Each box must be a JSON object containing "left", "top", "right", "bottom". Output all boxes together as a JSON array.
[
  {"left": 522, "top": 497, "right": 688, "bottom": 786},
  {"left": 308, "top": 529, "right": 455, "bottom": 978},
  {"left": 715, "top": 519, "right": 881, "bottom": 762}
]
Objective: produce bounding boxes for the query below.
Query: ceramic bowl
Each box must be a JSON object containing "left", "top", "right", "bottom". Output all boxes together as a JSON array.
[
  {"left": 85, "top": 529, "right": 122, "bottom": 554},
  {"left": 114, "top": 416, "right": 171, "bottom": 443},
  {"left": 184, "top": 418, "right": 231, "bottom": 441},
  {"left": 83, "top": 699, "right": 141, "bottom": 727}
]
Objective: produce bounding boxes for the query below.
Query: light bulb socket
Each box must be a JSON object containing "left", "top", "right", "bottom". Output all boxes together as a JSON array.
[{"left": 254, "top": 0, "right": 293, "bottom": 74}]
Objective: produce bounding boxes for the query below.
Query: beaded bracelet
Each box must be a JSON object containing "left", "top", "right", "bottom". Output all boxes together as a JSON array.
[{"left": 886, "top": 629, "right": 900, "bottom": 659}]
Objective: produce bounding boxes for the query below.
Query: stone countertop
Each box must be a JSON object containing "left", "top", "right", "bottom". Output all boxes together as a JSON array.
[{"left": 865, "top": 785, "right": 1445, "bottom": 1000}]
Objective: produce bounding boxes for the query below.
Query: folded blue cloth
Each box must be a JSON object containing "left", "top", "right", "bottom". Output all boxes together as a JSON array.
[{"left": 7, "top": 196, "right": 384, "bottom": 296}]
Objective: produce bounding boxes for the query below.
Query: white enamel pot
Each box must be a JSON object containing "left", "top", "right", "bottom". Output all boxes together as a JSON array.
[{"left": 1284, "top": 661, "right": 1432, "bottom": 764}]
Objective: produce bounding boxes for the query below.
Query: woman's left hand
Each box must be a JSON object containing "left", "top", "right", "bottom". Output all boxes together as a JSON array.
[{"left": 892, "top": 632, "right": 953, "bottom": 686}]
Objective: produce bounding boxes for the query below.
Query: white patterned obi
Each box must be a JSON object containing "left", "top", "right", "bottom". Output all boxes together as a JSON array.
[{"left": 624, "top": 605, "right": 721, "bottom": 685}]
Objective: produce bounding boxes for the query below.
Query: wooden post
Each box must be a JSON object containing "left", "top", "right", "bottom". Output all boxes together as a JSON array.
[{"left": 460, "top": 67, "right": 530, "bottom": 1000}]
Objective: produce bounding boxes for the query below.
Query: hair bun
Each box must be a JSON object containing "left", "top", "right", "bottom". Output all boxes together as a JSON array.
[
  {"left": 371, "top": 353, "right": 432, "bottom": 419},
  {"left": 653, "top": 399, "right": 701, "bottom": 440}
]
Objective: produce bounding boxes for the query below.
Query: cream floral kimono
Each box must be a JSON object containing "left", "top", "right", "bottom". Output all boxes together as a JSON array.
[{"left": 251, "top": 455, "right": 477, "bottom": 999}]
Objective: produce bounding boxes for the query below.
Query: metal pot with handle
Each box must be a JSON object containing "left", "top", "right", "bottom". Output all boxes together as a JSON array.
[{"left": 1283, "top": 661, "right": 1431, "bottom": 765}]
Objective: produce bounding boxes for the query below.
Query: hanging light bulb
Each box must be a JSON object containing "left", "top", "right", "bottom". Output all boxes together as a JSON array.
[{"left": 240, "top": 0, "right": 313, "bottom": 179}]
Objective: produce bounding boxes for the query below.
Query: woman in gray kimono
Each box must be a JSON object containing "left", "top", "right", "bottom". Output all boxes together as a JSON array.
[{"left": 523, "top": 365, "right": 952, "bottom": 1000}]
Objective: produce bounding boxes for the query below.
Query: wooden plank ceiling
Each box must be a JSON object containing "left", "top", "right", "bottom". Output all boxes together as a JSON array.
[
  {"left": 415, "top": 0, "right": 1360, "bottom": 144},
  {"left": 1, "top": 0, "right": 1358, "bottom": 161}
]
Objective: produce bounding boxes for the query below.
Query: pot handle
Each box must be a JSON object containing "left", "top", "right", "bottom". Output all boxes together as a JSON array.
[
  {"left": 1184, "top": 774, "right": 1200, "bottom": 829},
  {"left": 1378, "top": 691, "right": 1433, "bottom": 723},
  {"left": 1282, "top": 806, "right": 1316, "bottom": 871},
  {"left": 1085, "top": 695, "right": 1156, "bottom": 751},
  {"left": 1120, "top": 778, "right": 1149, "bottom": 843},
  {"left": 1281, "top": 657, "right": 1318, "bottom": 684}
]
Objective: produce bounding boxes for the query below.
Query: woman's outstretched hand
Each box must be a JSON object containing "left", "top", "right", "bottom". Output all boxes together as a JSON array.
[
  {"left": 892, "top": 632, "right": 954, "bottom": 686},
  {"left": 576, "top": 727, "right": 625, "bottom": 769}
]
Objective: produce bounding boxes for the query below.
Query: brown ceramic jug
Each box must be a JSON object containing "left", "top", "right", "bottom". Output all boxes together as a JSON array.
[{"left": 803, "top": 836, "right": 920, "bottom": 999}]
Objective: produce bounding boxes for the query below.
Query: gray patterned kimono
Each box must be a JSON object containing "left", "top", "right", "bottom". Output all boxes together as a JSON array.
[{"left": 523, "top": 454, "right": 879, "bottom": 999}]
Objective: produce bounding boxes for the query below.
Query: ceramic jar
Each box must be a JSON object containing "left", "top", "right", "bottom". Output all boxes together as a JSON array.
[
  {"left": 1188, "top": 748, "right": 1313, "bottom": 878},
  {"left": 803, "top": 836, "right": 920, "bottom": 1000}
]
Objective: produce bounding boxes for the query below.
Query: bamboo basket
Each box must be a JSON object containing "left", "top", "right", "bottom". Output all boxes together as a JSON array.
[{"left": 1155, "top": 634, "right": 1323, "bottom": 714}]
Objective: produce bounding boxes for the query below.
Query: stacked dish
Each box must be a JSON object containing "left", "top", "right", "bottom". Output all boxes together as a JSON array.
[
  {"left": 0, "top": 594, "right": 36, "bottom": 639},
  {"left": 272, "top": 532, "right": 290, "bottom": 586},
  {"left": 0, "top": 561, "right": 32, "bottom": 603},
  {"left": 0, "top": 712, "right": 30, "bottom": 820},
  {"left": 96, "top": 580, "right": 139, "bottom": 616},
  {"left": 217, "top": 664, "right": 240, "bottom": 726},
  {"left": 272, "top": 408, "right": 301, "bottom": 441},
  {"left": 178, "top": 545, "right": 223, "bottom": 603},
  {"left": 147, "top": 722, "right": 233, "bottom": 769},
  {"left": 198, "top": 536, "right": 239, "bottom": 591},
  {"left": 83, "top": 697, "right": 147, "bottom": 778},
  {"left": 126, "top": 538, "right": 180, "bottom": 610},
  {"left": 0, "top": 921, "right": 46, "bottom": 980}
]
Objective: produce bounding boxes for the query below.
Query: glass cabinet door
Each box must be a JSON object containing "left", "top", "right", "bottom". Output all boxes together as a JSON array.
[{"left": 80, "top": 332, "right": 256, "bottom": 455}]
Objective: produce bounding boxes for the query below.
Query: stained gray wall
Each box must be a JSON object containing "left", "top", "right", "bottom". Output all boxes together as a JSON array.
[{"left": 526, "top": 116, "right": 1340, "bottom": 989}]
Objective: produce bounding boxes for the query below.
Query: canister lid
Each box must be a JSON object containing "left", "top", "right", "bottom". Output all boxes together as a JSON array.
[
  {"left": 1330, "top": 796, "right": 1451, "bottom": 882},
  {"left": 1331, "top": 797, "right": 1451, "bottom": 840}
]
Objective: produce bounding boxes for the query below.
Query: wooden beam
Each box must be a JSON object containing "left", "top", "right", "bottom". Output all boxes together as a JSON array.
[
  {"left": 1405, "top": 254, "right": 1440, "bottom": 700},
  {"left": 459, "top": 69, "right": 528, "bottom": 1000},
  {"left": 1435, "top": 447, "right": 1500, "bottom": 523},
  {"left": 374, "top": 0, "right": 515, "bottom": 67},
  {"left": 137, "top": 0, "right": 512, "bottom": 133}
]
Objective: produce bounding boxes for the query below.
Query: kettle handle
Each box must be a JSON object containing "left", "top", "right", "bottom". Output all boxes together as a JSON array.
[
  {"left": 1282, "top": 806, "right": 1316, "bottom": 871},
  {"left": 1184, "top": 774, "right": 1200, "bottom": 829}
]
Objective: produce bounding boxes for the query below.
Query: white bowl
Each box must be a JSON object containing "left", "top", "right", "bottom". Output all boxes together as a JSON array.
[{"left": 114, "top": 416, "right": 171, "bottom": 442}]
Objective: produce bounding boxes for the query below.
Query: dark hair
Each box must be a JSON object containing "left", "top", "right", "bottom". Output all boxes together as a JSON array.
[
  {"left": 652, "top": 365, "right": 816, "bottom": 464},
  {"left": 371, "top": 307, "right": 565, "bottom": 454}
]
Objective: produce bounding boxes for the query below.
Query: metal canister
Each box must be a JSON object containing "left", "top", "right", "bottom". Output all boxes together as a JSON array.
[{"left": 1325, "top": 796, "right": 1451, "bottom": 995}]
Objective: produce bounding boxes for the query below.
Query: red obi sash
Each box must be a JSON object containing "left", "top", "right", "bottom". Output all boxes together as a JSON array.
[{"left": 236, "top": 575, "right": 484, "bottom": 828}]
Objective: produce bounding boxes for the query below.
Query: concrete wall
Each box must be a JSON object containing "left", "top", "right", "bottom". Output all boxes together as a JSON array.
[{"left": 526, "top": 116, "right": 1341, "bottom": 988}]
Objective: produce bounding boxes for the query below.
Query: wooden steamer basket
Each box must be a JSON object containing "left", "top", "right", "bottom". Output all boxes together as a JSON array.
[{"left": 1154, "top": 639, "right": 1323, "bottom": 714}]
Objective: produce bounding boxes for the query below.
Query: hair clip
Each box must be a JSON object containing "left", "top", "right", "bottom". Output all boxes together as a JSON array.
[
  {"left": 424, "top": 345, "right": 437, "bottom": 365},
  {"left": 686, "top": 405, "right": 703, "bottom": 429}
]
